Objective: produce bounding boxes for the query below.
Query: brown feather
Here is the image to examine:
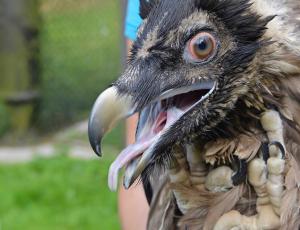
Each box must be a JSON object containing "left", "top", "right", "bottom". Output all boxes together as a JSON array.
[
  {"left": 147, "top": 177, "right": 177, "bottom": 230},
  {"left": 285, "top": 152, "right": 300, "bottom": 189},
  {"left": 234, "top": 134, "right": 261, "bottom": 162},
  {"left": 280, "top": 188, "right": 300, "bottom": 230},
  {"left": 171, "top": 183, "right": 217, "bottom": 229},
  {"left": 280, "top": 138, "right": 300, "bottom": 229},
  {"left": 280, "top": 76, "right": 300, "bottom": 127},
  {"left": 203, "top": 184, "right": 247, "bottom": 230},
  {"left": 204, "top": 138, "right": 239, "bottom": 166}
]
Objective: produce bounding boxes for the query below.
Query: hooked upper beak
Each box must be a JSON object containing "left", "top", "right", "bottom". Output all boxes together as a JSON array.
[
  {"left": 89, "top": 81, "right": 217, "bottom": 191},
  {"left": 88, "top": 86, "right": 134, "bottom": 156}
]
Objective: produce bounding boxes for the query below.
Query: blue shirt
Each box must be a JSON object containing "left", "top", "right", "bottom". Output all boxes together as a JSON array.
[{"left": 125, "top": 0, "right": 143, "bottom": 41}]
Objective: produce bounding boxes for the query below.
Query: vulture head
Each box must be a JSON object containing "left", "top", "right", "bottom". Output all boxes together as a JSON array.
[{"left": 88, "top": 0, "right": 299, "bottom": 192}]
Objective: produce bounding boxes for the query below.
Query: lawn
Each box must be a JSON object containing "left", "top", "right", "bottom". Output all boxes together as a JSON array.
[
  {"left": 0, "top": 154, "right": 121, "bottom": 230},
  {"left": 0, "top": 119, "right": 125, "bottom": 229}
]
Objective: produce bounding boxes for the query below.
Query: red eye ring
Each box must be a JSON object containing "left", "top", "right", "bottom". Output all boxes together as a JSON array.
[{"left": 187, "top": 32, "right": 217, "bottom": 61}]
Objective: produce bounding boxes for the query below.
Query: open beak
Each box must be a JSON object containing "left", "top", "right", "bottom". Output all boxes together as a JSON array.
[
  {"left": 89, "top": 81, "right": 216, "bottom": 191},
  {"left": 88, "top": 86, "right": 134, "bottom": 156}
]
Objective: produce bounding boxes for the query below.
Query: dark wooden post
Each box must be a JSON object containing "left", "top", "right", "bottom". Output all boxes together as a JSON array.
[{"left": 0, "top": 0, "right": 40, "bottom": 137}]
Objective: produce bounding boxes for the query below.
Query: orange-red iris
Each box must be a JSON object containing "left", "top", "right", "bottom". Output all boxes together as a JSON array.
[{"left": 188, "top": 32, "right": 216, "bottom": 61}]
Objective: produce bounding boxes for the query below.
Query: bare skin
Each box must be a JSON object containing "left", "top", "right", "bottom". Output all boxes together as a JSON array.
[{"left": 118, "top": 40, "right": 149, "bottom": 230}]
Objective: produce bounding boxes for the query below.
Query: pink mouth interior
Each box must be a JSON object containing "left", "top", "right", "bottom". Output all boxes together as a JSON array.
[{"left": 108, "top": 89, "right": 210, "bottom": 191}]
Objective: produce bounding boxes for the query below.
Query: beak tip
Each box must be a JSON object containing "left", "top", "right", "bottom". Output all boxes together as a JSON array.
[
  {"left": 93, "top": 143, "right": 102, "bottom": 157},
  {"left": 123, "top": 178, "right": 134, "bottom": 190},
  {"left": 123, "top": 177, "right": 134, "bottom": 190},
  {"left": 88, "top": 125, "right": 103, "bottom": 157},
  {"left": 123, "top": 169, "right": 141, "bottom": 190}
]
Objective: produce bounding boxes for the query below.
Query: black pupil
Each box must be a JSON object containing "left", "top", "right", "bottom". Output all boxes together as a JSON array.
[{"left": 196, "top": 37, "right": 208, "bottom": 51}]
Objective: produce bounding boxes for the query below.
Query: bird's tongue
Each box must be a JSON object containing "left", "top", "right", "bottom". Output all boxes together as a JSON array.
[
  {"left": 108, "top": 135, "right": 156, "bottom": 191},
  {"left": 108, "top": 107, "right": 184, "bottom": 191}
]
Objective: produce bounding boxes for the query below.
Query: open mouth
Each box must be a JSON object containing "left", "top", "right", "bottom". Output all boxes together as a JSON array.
[{"left": 108, "top": 80, "right": 216, "bottom": 191}]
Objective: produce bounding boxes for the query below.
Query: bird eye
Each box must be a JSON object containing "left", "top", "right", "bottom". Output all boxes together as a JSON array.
[{"left": 187, "top": 32, "right": 217, "bottom": 62}]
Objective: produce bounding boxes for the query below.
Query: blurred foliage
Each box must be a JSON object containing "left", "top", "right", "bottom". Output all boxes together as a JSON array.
[
  {"left": 37, "top": 0, "right": 122, "bottom": 131},
  {"left": 0, "top": 155, "right": 121, "bottom": 229},
  {"left": 0, "top": 102, "right": 10, "bottom": 137},
  {"left": 0, "top": 0, "right": 41, "bottom": 137}
]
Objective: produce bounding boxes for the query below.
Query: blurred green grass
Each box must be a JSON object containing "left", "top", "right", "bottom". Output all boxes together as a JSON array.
[
  {"left": 0, "top": 154, "right": 121, "bottom": 230},
  {"left": 37, "top": 0, "right": 122, "bottom": 130},
  {"left": 0, "top": 122, "right": 125, "bottom": 229}
]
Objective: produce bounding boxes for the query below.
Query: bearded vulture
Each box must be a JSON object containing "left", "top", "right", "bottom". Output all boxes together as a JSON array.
[{"left": 88, "top": 0, "right": 300, "bottom": 229}]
